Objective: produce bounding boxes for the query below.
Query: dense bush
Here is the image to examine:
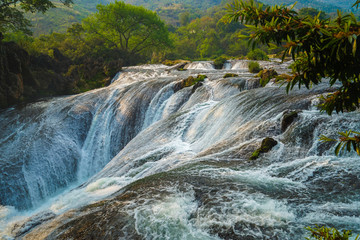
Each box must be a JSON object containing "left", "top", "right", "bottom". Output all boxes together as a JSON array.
[
  {"left": 214, "top": 56, "right": 227, "bottom": 69},
  {"left": 247, "top": 49, "right": 269, "bottom": 60},
  {"left": 248, "top": 61, "right": 262, "bottom": 73}
]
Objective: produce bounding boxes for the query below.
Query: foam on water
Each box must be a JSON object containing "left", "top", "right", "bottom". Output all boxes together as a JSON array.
[
  {"left": 185, "top": 61, "right": 215, "bottom": 70},
  {"left": 1, "top": 59, "right": 359, "bottom": 239}
]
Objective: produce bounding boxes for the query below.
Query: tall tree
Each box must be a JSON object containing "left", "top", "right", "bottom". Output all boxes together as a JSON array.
[
  {"left": 82, "top": 1, "right": 172, "bottom": 56},
  {"left": 0, "top": 0, "right": 72, "bottom": 35}
]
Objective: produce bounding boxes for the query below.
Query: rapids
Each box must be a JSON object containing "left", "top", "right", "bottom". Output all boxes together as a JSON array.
[{"left": 0, "top": 60, "right": 359, "bottom": 239}]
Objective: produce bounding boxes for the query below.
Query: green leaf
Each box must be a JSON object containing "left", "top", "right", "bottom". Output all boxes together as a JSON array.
[
  {"left": 353, "top": 39, "right": 357, "bottom": 56},
  {"left": 335, "top": 142, "right": 342, "bottom": 156}
]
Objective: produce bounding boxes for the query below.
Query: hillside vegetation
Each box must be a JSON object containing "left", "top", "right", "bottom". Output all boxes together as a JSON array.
[{"left": 28, "top": 0, "right": 359, "bottom": 36}]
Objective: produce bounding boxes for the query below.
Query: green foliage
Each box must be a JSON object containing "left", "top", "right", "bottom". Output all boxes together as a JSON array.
[
  {"left": 320, "top": 130, "right": 360, "bottom": 156},
  {"left": 195, "top": 74, "right": 207, "bottom": 82},
  {"left": 248, "top": 61, "right": 262, "bottom": 73},
  {"left": 226, "top": 0, "right": 360, "bottom": 115},
  {"left": 0, "top": 0, "right": 72, "bottom": 34},
  {"left": 258, "top": 69, "right": 278, "bottom": 86},
  {"left": 298, "top": 7, "right": 327, "bottom": 20},
  {"left": 223, "top": 73, "right": 239, "bottom": 78},
  {"left": 214, "top": 56, "right": 227, "bottom": 69},
  {"left": 82, "top": 1, "right": 172, "bottom": 55},
  {"left": 305, "top": 225, "right": 359, "bottom": 240},
  {"left": 26, "top": 2, "right": 91, "bottom": 36},
  {"left": 247, "top": 49, "right": 269, "bottom": 60},
  {"left": 179, "top": 11, "right": 190, "bottom": 26},
  {"left": 182, "top": 74, "right": 207, "bottom": 88}
]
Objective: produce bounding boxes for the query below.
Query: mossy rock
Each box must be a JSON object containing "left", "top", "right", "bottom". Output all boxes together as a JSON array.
[
  {"left": 258, "top": 69, "right": 278, "bottom": 86},
  {"left": 281, "top": 111, "right": 299, "bottom": 132},
  {"left": 223, "top": 73, "right": 239, "bottom": 78},
  {"left": 174, "top": 75, "right": 207, "bottom": 92},
  {"left": 250, "top": 137, "right": 277, "bottom": 160}
]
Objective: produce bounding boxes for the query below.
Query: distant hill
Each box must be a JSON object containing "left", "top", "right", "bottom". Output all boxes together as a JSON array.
[
  {"left": 28, "top": 0, "right": 224, "bottom": 35},
  {"left": 259, "top": 0, "right": 358, "bottom": 12},
  {"left": 28, "top": 0, "right": 358, "bottom": 36}
]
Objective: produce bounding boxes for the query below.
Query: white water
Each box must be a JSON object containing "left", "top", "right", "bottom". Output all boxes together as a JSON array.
[{"left": 0, "top": 60, "right": 359, "bottom": 239}]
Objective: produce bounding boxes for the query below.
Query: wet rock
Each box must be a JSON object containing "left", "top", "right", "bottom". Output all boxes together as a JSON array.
[
  {"left": 165, "top": 61, "right": 190, "bottom": 72},
  {"left": 11, "top": 210, "right": 56, "bottom": 238},
  {"left": 174, "top": 75, "right": 206, "bottom": 92},
  {"left": 281, "top": 110, "right": 299, "bottom": 132},
  {"left": 191, "top": 81, "right": 203, "bottom": 93},
  {"left": 250, "top": 137, "right": 278, "bottom": 160},
  {"left": 247, "top": 78, "right": 261, "bottom": 89}
]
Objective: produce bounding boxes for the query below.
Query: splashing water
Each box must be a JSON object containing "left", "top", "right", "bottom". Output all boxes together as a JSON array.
[{"left": 0, "top": 61, "right": 359, "bottom": 239}]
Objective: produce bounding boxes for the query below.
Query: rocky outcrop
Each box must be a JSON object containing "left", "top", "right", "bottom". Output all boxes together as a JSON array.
[
  {"left": 0, "top": 41, "right": 75, "bottom": 108},
  {"left": 0, "top": 42, "right": 38, "bottom": 108},
  {"left": 0, "top": 41, "right": 123, "bottom": 109},
  {"left": 174, "top": 75, "right": 207, "bottom": 93}
]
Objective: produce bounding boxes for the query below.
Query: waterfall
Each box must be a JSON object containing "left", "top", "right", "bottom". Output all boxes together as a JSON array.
[
  {"left": 184, "top": 61, "right": 215, "bottom": 70},
  {"left": 1, "top": 61, "right": 359, "bottom": 239}
]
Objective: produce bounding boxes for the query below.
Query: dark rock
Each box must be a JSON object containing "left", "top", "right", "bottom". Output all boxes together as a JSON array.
[
  {"left": 191, "top": 81, "right": 203, "bottom": 93},
  {"left": 281, "top": 110, "right": 299, "bottom": 132},
  {"left": 0, "top": 42, "right": 35, "bottom": 108},
  {"left": 165, "top": 62, "right": 189, "bottom": 72},
  {"left": 250, "top": 137, "right": 277, "bottom": 160}
]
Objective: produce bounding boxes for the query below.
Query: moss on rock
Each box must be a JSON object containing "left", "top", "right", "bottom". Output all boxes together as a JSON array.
[
  {"left": 223, "top": 73, "right": 239, "bottom": 78},
  {"left": 174, "top": 75, "right": 207, "bottom": 92},
  {"left": 258, "top": 69, "right": 278, "bottom": 86},
  {"left": 250, "top": 137, "right": 277, "bottom": 160}
]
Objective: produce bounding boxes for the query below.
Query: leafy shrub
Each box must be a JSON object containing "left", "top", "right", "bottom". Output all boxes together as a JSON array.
[
  {"left": 247, "top": 49, "right": 269, "bottom": 60},
  {"left": 223, "top": 73, "right": 239, "bottom": 78},
  {"left": 248, "top": 61, "right": 262, "bottom": 73},
  {"left": 214, "top": 56, "right": 227, "bottom": 69},
  {"left": 305, "top": 225, "right": 359, "bottom": 240}
]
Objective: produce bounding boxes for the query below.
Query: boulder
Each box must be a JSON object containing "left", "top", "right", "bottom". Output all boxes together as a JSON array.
[
  {"left": 250, "top": 137, "right": 278, "bottom": 160},
  {"left": 281, "top": 111, "right": 299, "bottom": 132}
]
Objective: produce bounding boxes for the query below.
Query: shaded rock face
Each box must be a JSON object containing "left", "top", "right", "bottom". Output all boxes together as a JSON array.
[
  {"left": 0, "top": 42, "right": 36, "bottom": 108},
  {"left": 0, "top": 42, "right": 76, "bottom": 109},
  {"left": 0, "top": 41, "right": 125, "bottom": 109},
  {"left": 281, "top": 110, "right": 299, "bottom": 132}
]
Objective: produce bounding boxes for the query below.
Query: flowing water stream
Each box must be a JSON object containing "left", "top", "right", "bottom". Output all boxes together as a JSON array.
[{"left": 0, "top": 60, "right": 359, "bottom": 239}]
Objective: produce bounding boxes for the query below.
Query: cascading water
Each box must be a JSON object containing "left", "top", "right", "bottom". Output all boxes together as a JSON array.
[{"left": 0, "top": 60, "right": 359, "bottom": 239}]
